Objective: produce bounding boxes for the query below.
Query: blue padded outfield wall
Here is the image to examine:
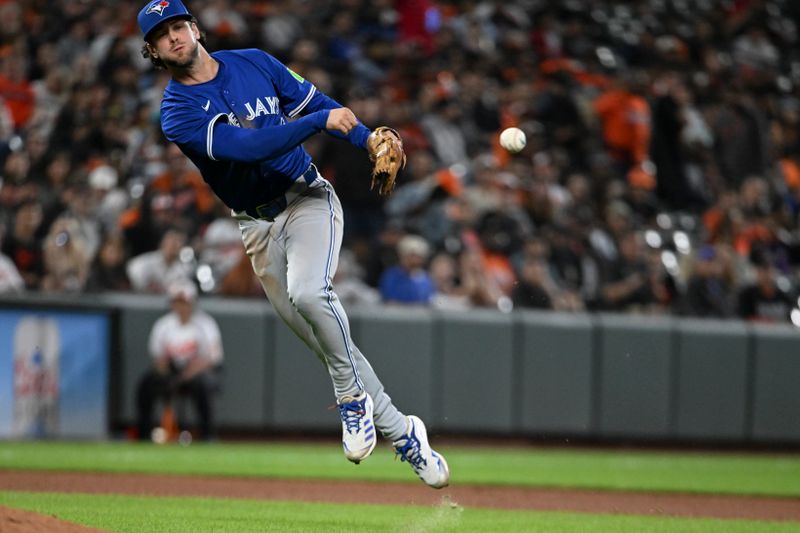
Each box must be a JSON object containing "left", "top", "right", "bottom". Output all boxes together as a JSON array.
[
  {"left": 0, "top": 293, "right": 798, "bottom": 444},
  {"left": 0, "top": 307, "right": 110, "bottom": 439}
]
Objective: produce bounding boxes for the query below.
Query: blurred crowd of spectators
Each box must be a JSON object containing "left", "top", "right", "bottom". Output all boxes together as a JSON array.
[{"left": 1, "top": 0, "right": 800, "bottom": 325}]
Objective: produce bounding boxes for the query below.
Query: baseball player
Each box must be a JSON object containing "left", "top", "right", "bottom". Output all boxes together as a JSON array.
[
  {"left": 137, "top": 0, "right": 448, "bottom": 488},
  {"left": 136, "top": 280, "right": 223, "bottom": 441}
]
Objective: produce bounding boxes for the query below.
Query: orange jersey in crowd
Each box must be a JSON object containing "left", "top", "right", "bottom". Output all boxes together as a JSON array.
[
  {"left": 703, "top": 207, "right": 773, "bottom": 257},
  {"left": 0, "top": 76, "right": 34, "bottom": 128},
  {"left": 594, "top": 89, "right": 651, "bottom": 163}
]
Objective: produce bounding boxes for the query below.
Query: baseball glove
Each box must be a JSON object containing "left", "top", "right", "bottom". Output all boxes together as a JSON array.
[{"left": 367, "top": 126, "right": 406, "bottom": 196}]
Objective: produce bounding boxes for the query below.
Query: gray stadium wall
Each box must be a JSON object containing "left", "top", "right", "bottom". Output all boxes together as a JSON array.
[{"left": 1, "top": 293, "right": 798, "bottom": 444}]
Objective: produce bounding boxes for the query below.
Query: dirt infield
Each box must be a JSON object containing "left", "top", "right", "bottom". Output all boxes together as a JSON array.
[
  {"left": 2, "top": 470, "right": 800, "bottom": 526},
  {"left": 0, "top": 505, "right": 108, "bottom": 532}
]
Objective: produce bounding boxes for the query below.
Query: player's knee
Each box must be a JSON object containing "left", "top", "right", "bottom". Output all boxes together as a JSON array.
[{"left": 288, "top": 286, "right": 326, "bottom": 314}]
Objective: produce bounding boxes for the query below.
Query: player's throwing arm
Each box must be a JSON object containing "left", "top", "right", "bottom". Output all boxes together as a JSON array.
[{"left": 326, "top": 108, "right": 359, "bottom": 135}]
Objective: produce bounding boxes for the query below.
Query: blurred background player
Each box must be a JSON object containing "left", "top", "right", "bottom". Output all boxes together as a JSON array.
[{"left": 136, "top": 280, "right": 223, "bottom": 441}]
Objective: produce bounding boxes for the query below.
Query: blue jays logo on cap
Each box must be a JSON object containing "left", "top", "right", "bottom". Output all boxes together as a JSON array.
[
  {"left": 146, "top": 0, "right": 170, "bottom": 16},
  {"left": 138, "top": 0, "right": 193, "bottom": 40}
]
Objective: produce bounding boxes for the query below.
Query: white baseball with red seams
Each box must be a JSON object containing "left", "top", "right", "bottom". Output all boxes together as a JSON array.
[{"left": 499, "top": 127, "right": 526, "bottom": 153}]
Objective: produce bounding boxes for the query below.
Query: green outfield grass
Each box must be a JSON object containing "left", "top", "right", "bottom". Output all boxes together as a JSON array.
[
  {"left": 1, "top": 440, "right": 799, "bottom": 496},
  {"left": 0, "top": 491, "right": 795, "bottom": 533}
]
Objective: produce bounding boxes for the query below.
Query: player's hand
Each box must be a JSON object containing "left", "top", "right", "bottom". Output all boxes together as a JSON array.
[{"left": 326, "top": 107, "right": 358, "bottom": 135}]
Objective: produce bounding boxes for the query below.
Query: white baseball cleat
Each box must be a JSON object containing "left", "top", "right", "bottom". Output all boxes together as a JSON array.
[
  {"left": 393, "top": 415, "right": 450, "bottom": 489},
  {"left": 337, "top": 391, "right": 376, "bottom": 464}
]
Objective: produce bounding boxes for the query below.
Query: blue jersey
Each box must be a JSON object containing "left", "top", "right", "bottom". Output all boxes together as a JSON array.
[{"left": 160, "top": 49, "right": 371, "bottom": 214}]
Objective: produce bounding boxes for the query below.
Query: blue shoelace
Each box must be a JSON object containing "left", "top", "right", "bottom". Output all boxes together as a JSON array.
[
  {"left": 395, "top": 437, "right": 427, "bottom": 469},
  {"left": 338, "top": 400, "right": 365, "bottom": 434}
]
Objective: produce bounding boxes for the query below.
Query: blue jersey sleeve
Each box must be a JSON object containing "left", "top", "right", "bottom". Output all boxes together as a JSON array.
[
  {"left": 252, "top": 50, "right": 370, "bottom": 150},
  {"left": 253, "top": 51, "right": 319, "bottom": 119},
  {"left": 162, "top": 98, "right": 330, "bottom": 163},
  {"left": 208, "top": 114, "right": 328, "bottom": 162}
]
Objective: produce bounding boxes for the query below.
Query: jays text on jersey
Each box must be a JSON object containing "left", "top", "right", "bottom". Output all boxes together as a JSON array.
[{"left": 160, "top": 49, "right": 371, "bottom": 217}]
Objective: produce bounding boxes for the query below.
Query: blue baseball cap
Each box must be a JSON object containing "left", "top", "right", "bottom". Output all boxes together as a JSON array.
[{"left": 138, "top": 0, "right": 193, "bottom": 41}]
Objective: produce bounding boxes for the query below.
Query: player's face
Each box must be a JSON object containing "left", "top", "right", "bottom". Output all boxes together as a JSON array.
[
  {"left": 171, "top": 298, "right": 193, "bottom": 323},
  {"left": 149, "top": 19, "right": 200, "bottom": 69}
]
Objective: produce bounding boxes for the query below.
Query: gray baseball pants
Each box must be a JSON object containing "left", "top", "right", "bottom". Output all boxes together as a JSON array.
[{"left": 237, "top": 175, "right": 407, "bottom": 441}]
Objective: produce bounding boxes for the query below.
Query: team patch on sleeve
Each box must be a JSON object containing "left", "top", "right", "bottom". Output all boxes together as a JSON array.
[{"left": 287, "top": 68, "right": 305, "bottom": 83}]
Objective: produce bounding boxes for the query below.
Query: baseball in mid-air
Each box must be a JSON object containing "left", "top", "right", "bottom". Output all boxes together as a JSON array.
[{"left": 499, "top": 127, "right": 526, "bottom": 153}]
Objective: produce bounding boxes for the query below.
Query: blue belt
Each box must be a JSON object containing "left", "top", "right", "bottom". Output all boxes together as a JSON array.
[{"left": 246, "top": 165, "right": 318, "bottom": 222}]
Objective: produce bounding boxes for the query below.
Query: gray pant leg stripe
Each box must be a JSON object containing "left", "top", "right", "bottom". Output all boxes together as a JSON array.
[{"left": 323, "top": 185, "right": 364, "bottom": 391}]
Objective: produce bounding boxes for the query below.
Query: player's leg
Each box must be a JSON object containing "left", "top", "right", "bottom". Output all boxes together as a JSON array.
[
  {"left": 281, "top": 184, "right": 364, "bottom": 397},
  {"left": 282, "top": 182, "right": 407, "bottom": 437},
  {"left": 135, "top": 369, "right": 169, "bottom": 441},
  {"left": 181, "top": 372, "right": 214, "bottom": 441},
  {"left": 293, "top": 183, "right": 449, "bottom": 486},
  {"left": 238, "top": 185, "right": 406, "bottom": 441},
  {"left": 238, "top": 216, "right": 329, "bottom": 365},
  {"left": 239, "top": 185, "right": 449, "bottom": 485},
  {"left": 240, "top": 214, "right": 377, "bottom": 460}
]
